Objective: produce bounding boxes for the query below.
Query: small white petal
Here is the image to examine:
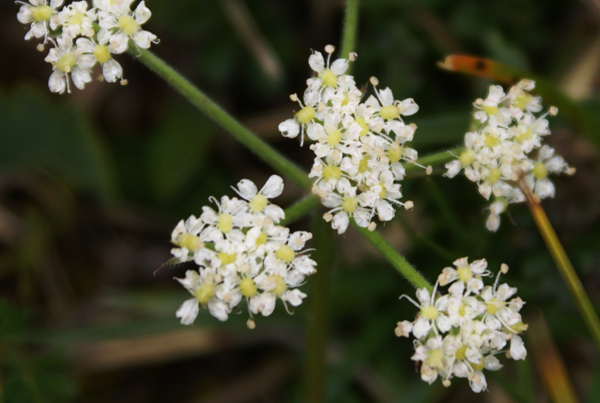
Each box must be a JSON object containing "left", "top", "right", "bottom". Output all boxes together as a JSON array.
[{"left": 176, "top": 298, "right": 199, "bottom": 325}]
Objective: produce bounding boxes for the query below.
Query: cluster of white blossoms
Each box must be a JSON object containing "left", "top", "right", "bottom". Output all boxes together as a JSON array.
[
  {"left": 395, "top": 257, "right": 528, "bottom": 393},
  {"left": 16, "top": 0, "right": 158, "bottom": 94},
  {"left": 279, "top": 45, "right": 429, "bottom": 234},
  {"left": 170, "top": 175, "right": 317, "bottom": 328},
  {"left": 444, "top": 80, "right": 575, "bottom": 231}
]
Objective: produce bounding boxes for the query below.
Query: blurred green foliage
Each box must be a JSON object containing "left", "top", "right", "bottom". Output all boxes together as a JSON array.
[{"left": 1, "top": 0, "right": 599, "bottom": 402}]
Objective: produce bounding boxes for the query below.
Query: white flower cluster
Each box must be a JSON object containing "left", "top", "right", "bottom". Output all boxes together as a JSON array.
[
  {"left": 279, "top": 45, "right": 427, "bottom": 234},
  {"left": 171, "top": 175, "right": 317, "bottom": 328},
  {"left": 444, "top": 80, "right": 575, "bottom": 231},
  {"left": 16, "top": 0, "right": 158, "bottom": 94},
  {"left": 395, "top": 257, "right": 528, "bottom": 393}
]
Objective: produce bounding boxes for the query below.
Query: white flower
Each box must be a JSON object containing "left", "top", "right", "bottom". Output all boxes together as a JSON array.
[
  {"left": 525, "top": 145, "right": 572, "bottom": 200},
  {"left": 398, "top": 259, "right": 528, "bottom": 393},
  {"left": 232, "top": 175, "right": 285, "bottom": 223},
  {"left": 170, "top": 177, "right": 316, "bottom": 326},
  {"left": 306, "top": 46, "right": 349, "bottom": 91},
  {"left": 444, "top": 81, "right": 572, "bottom": 231},
  {"left": 279, "top": 46, "right": 426, "bottom": 234},
  {"left": 76, "top": 35, "right": 124, "bottom": 82},
  {"left": 16, "top": 0, "right": 63, "bottom": 42},
  {"left": 98, "top": 0, "right": 158, "bottom": 54},
  {"left": 57, "top": 1, "right": 97, "bottom": 38},
  {"left": 45, "top": 35, "right": 94, "bottom": 93}
]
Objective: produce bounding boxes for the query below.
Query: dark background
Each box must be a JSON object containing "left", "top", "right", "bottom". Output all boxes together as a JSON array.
[{"left": 1, "top": 0, "right": 599, "bottom": 402}]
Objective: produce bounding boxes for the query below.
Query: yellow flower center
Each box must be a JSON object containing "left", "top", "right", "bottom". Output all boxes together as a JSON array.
[
  {"left": 458, "top": 304, "right": 466, "bottom": 317},
  {"left": 354, "top": 118, "right": 369, "bottom": 137},
  {"left": 455, "top": 345, "right": 467, "bottom": 360},
  {"left": 255, "top": 231, "right": 267, "bottom": 246},
  {"left": 457, "top": 266, "right": 472, "bottom": 283},
  {"left": 514, "top": 94, "right": 532, "bottom": 110},
  {"left": 380, "top": 105, "right": 399, "bottom": 120},
  {"left": 322, "top": 165, "right": 341, "bottom": 181},
  {"left": 177, "top": 233, "right": 201, "bottom": 251},
  {"left": 533, "top": 162, "right": 548, "bottom": 179},
  {"left": 512, "top": 321, "right": 529, "bottom": 333},
  {"left": 194, "top": 283, "right": 215, "bottom": 304},
  {"left": 341, "top": 95, "right": 350, "bottom": 106},
  {"left": 319, "top": 69, "right": 337, "bottom": 87},
  {"left": 483, "top": 105, "right": 498, "bottom": 115},
  {"left": 486, "top": 297, "right": 503, "bottom": 315},
  {"left": 327, "top": 129, "right": 342, "bottom": 146},
  {"left": 358, "top": 157, "right": 368, "bottom": 173},
  {"left": 68, "top": 11, "right": 85, "bottom": 26},
  {"left": 471, "top": 357, "right": 485, "bottom": 371},
  {"left": 249, "top": 194, "right": 268, "bottom": 212},
  {"left": 218, "top": 252, "right": 237, "bottom": 266},
  {"left": 118, "top": 15, "right": 140, "bottom": 36},
  {"left": 296, "top": 105, "right": 315, "bottom": 124},
  {"left": 425, "top": 348, "right": 445, "bottom": 370},
  {"left": 56, "top": 52, "right": 77, "bottom": 73},
  {"left": 420, "top": 305, "right": 438, "bottom": 320},
  {"left": 269, "top": 275, "right": 287, "bottom": 297},
  {"left": 388, "top": 142, "right": 403, "bottom": 163},
  {"left": 276, "top": 245, "right": 295, "bottom": 263},
  {"left": 240, "top": 278, "right": 258, "bottom": 298},
  {"left": 459, "top": 150, "right": 476, "bottom": 167},
  {"left": 378, "top": 183, "right": 387, "bottom": 199},
  {"left": 93, "top": 44, "right": 111, "bottom": 64},
  {"left": 517, "top": 127, "right": 533, "bottom": 142},
  {"left": 217, "top": 213, "right": 233, "bottom": 233},
  {"left": 31, "top": 5, "right": 52, "bottom": 22},
  {"left": 489, "top": 168, "right": 501, "bottom": 184},
  {"left": 484, "top": 135, "right": 499, "bottom": 148},
  {"left": 342, "top": 197, "right": 357, "bottom": 213}
]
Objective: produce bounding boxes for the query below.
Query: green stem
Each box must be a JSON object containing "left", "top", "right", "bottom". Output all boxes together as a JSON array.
[
  {"left": 132, "top": 48, "right": 311, "bottom": 190},
  {"left": 351, "top": 220, "right": 432, "bottom": 291},
  {"left": 404, "top": 146, "right": 465, "bottom": 175},
  {"left": 340, "top": 0, "right": 360, "bottom": 60},
  {"left": 523, "top": 184, "right": 600, "bottom": 352},
  {"left": 281, "top": 195, "right": 320, "bottom": 226},
  {"left": 305, "top": 211, "right": 334, "bottom": 403}
]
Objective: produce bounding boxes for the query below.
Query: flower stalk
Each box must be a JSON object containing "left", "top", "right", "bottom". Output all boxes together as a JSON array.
[
  {"left": 340, "top": 0, "right": 359, "bottom": 61},
  {"left": 132, "top": 47, "right": 311, "bottom": 190},
  {"left": 521, "top": 180, "right": 600, "bottom": 352},
  {"left": 351, "top": 220, "right": 432, "bottom": 291}
]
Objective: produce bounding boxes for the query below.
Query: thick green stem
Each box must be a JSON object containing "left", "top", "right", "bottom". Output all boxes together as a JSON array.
[
  {"left": 305, "top": 211, "right": 334, "bottom": 403},
  {"left": 340, "top": 0, "right": 360, "bottom": 60},
  {"left": 132, "top": 48, "right": 311, "bottom": 190},
  {"left": 351, "top": 221, "right": 432, "bottom": 291},
  {"left": 281, "top": 195, "right": 319, "bottom": 226}
]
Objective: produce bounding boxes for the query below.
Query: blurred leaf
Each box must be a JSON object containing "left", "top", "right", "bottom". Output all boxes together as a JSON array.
[
  {"left": 0, "top": 85, "right": 114, "bottom": 201},
  {"left": 0, "top": 301, "right": 76, "bottom": 403},
  {"left": 146, "top": 101, "right": 215, "bottom": 202},
  {"left": 3, "top": 350, "right": 76, "bottom": 403},
  {"left": 0, "top": 300, "right": 28, "bottom": 340}
]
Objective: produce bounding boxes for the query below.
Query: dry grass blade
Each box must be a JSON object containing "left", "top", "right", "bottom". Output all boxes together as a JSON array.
[
  {"left": 520, "top": 179, "right": 600, "bottom": 352},
  {"left": 528, "top": 310, "right": 580, "bottom": 403},
  {"left": 220, "top": 0, "right": 283, "bottom": 81}
]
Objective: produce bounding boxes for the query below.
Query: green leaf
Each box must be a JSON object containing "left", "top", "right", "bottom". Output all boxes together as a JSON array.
[{"left": 0, "top": 85, "right": 114, "bottom": 201}]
